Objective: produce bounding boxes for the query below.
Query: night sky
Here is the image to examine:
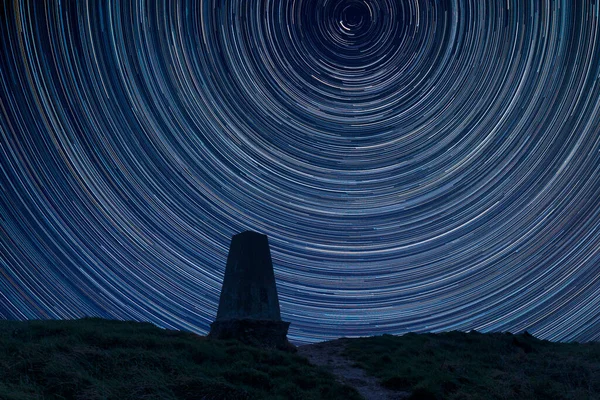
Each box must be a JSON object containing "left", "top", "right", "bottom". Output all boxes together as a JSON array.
[{"left": 1, "top": 0, "right": 600, "bottom": 344}]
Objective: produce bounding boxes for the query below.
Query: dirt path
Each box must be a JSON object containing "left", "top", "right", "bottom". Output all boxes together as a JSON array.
[{"left": 297, "top": 339, "right": 410, "bottom": 400}]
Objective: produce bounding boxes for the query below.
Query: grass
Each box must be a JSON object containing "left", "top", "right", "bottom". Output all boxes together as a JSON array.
[
  {"left": 3, "top": 319, "right": 598, "bottom": 400},
  {"left": 0, "top": 318, "right": 360, "bottom": 400},
  {"left": 343, "top": 330, "right": 600, "bottom": 400}
]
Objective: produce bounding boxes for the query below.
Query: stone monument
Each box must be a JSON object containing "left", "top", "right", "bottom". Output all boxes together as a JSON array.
[{"left": 209, "top": 231, "right": 292, "bottom": 349}]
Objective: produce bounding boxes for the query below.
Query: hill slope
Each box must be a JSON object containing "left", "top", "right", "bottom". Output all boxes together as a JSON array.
[
  {"left": 0, "top": 318, "right": 359, "bottom": 400},
  {"left": 340, "top": 331, "right": 600, "bottom": 400},
  {"left": 1, "top": 319, "right": 598, "bottom": 400}
]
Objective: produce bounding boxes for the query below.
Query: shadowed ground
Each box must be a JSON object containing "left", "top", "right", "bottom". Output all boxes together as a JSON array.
[
  {"left": 299, "top": 338, "right": 409, "bottom": 400},
  {"left": 0, "top": 318, "right": 359, "bottom": 400},
  {"left": 333, "top": 331, "right": 600, "bottom": 400},
  {"left": 1, "top": 319, "right": 598, "bottom": 400}
]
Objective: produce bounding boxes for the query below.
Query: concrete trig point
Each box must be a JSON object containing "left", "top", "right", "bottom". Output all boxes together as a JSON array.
[{"left": 209, "top": 231, "right": 291, "bottom": 349}]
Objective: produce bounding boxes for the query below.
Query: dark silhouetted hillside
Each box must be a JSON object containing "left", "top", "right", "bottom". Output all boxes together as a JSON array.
[
  {"left": 1, "top": 319, "right": 598, "bottom": 400},
  {"left": 341, "top": 330, "right": 600, "bottom": 400},
  {"left": 0, "top": 318, "right": 359, "bottom": 400}
]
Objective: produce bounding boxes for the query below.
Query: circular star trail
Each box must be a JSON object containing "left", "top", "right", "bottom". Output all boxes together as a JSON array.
[{"left": 1, "top": 0, "right": 600, "bottom": 344}]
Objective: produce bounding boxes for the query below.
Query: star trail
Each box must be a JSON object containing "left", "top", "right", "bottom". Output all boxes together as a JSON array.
[{"left": 1, "top": 0, "right": 600, "bottom": 344}]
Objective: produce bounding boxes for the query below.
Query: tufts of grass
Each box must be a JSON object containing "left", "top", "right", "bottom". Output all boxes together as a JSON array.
[
  {"left": 343, "top": 331, "right": 600, "bottom": 400},
  {"left": 0, "top": 318, "right": 361, "bottom": 400}
]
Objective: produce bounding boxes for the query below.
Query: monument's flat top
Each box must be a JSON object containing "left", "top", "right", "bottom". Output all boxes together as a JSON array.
[{"left": 235, "top": 230, "right": 266, "bottom": 238}]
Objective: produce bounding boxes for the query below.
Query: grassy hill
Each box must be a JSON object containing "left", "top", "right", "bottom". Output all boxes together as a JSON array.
[
  {"left": 0, "top": 318, "right": 359, "bottom": 400},
  {"left": 342, "top": 331, "right": 600, "bottom": 400},
  {"left": 0, "top": 319, "right": 598, "bottom": 400}
]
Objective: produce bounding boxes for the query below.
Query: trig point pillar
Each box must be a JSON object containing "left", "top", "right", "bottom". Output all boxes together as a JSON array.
[{"left": 209, "top": 231, "right": 291, "bottom": 349}]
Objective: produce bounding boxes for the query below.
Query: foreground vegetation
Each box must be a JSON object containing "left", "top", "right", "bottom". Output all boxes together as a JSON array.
[
  {"left": 344, "top": 330, "right": 600, "bottom": 400},
  {"left": 0, "top": 318, "right": 359, "bottom": 400},
  {"left": 2, "top": 318, "right": 598, "bottom": 400}
]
